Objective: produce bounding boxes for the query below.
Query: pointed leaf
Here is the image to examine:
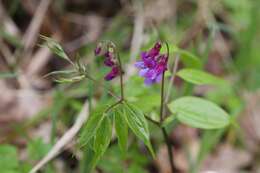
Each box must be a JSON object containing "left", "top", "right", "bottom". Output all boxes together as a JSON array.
[
  {"left": 114, "top": 105, "right": 128, "bottom": 155},
  {"left": 82, "top": 116, "right": 112, "bottom": 173},
  {"left": 173, "top": 46, "right": 202, "bottom": 68},
  {"left": 162, "top": 114, "right": 176, "bottom": 127},
  {"left": 43, "top": 70, "right": 76, "bottom": 78},
  {"left": 168, "top": 96, "right": 230, "bottom": 129},
  {"left": 162, "top": 45, "right": 202, "bottom": 68},
  {"left": 123, "top": 102, "right": 155, "bottom": 157},
  {"left": 79, "top": 111, "right": 106, "bottom": 146},
  {"left": 80, "top": 138, "right": 98, "bottom": 173},
  {"left": 93, "top": 116, "right": 112, "bottom": 155},
  {"left": 54, "top": 75, "right": 85, "bottom": 83},
  {"left": 40, "top": 35, "right": 73, "bottom": 64},
  {"left": 177, "top": 68, "right": 227, "bottom": 86}
]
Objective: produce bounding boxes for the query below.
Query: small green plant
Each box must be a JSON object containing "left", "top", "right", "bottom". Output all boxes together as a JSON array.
[{"left": 41, "top": 36, "right": 231, "bottom": 173}]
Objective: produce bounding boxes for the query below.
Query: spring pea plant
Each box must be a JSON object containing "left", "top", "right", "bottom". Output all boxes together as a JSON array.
[{"left": 42, "top": 36, "right": 231, "bottom": 173}]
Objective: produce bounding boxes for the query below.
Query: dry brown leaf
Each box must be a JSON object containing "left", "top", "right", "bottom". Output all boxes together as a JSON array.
[
  {"left": 201, "top": 144, "right": 252, "bottom": 173},
  {"left": 144, "top": 0, "right": 174, "bottom": 25},
  {"left": 240, "top": 91, "right": 260, "bottom": 152},
  {"left": 156, "top": 146, "right": 172, "bottom": 173},
  {"left": 0, "top": 81, "right": 50, "bottom": 140}
]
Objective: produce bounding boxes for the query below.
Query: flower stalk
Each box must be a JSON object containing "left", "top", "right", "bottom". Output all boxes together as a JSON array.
[{"left": 96, "top": 41, "right": 177, "bottom": 172}]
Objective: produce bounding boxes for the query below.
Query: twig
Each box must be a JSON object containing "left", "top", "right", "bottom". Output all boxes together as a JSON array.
[
  {"left": 86, "top": 75, "right": 121, "bottom": 100},
  {"left": 125, "top": 1, "right": 144, "bottom": 79},
  {"left": 145, "top": 115, "right": 160, "bottom": 127},
  {"left": 23, "top": 0, "right": 51, "bottom": 52},
  {"left": 129, "top": 2, "right": 144, "bottom": 63},
  {"left": 26, "top": 47, "right": 51, "bottom": 76},
  {"left": 0, "top": 1, "right": 21, "bottom": 37},
  {"left": 29, "top": 102, "right": 89, "bottom": 173},
  {"left": 64, "top": 14, "right": 104, "bottom": 53},
  {"left": 165, "top": 54, "right": 180, "bottom": 104},
  {"left": 26, "top": 33, "right": 60, "bottom": 76},
  {"left": 0, "top": 38, "right": 13, "bottom": 65}
]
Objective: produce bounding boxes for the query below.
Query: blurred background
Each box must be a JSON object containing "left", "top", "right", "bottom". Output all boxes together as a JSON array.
[{"left": 0, "top": 0, "right": 260, "bottom": 173}]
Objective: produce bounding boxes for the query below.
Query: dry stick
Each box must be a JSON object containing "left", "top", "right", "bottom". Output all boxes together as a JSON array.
[
  {"left": 22, "top": 0, "right": 51, "bottom": 52},
  {"left": 164, "top": 54, "right": 180, "bottom": 104},
  {"left": 26, "top": 33, "right": 61, "bottom": 77},
  {"left": 26, "top": 47, "right": 52, "bottom": 76},
  {"left": 29, "top": 102, "right": 89, "bottom": 173},
  {"left": 129, "top": 2, "right": 144, "bottom": 63},
  {"left": 125, "top": 2, "right": 144, "bottom": 79},
  {"left": 0, "top": 38, "right": 13, "bottom": 65},
  {"left": 0, "top": 2, "right": 20, "bottom": 65},
  {"left": 0, "top": 1, "right": 21, "bottom": 37},
  {"left": 14, "top": 0, "right": 51, "bottom": 88}
]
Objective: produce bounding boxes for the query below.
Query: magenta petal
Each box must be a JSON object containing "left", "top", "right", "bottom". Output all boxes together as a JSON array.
[
  {"left": 155, "top": 73, "right": 162, "bottom": 83},
  {"left": 145, "top": 69, "right": 157, "bottom": 79},
  {"left": 141, "top": 52, "right": 148, "bottom": 60},
  {"left": 135, "top": 41, "right": 168, "bottom": 85},
  {"left": 135, "top": 61, "right": 145, "bottom": 69},
  {"left": 94, "top": 46, "right": 102, "bottom": 56},
  {"left": 104, "top": 58, "right": 115, "bottom": 67},
  {"left": 104, "top": 51, "right": 111, "bottom": 58},
  {"left": 144, "top": 59, "right": 156, "bottom": 68},
  {"left": 144, "top": 78, "right": 154, "bottom": 86},
  {"left": 139, "top": 68, "right": 148, "bottom": 77},
  {"left": 104, "top": 66, "right": 120, "bottom": 81},
  {"left": 154, "top": 42, "right": 162, "bottom": 50}
]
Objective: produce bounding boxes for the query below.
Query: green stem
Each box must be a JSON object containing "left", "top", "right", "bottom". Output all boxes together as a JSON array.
[
  {"left": 158, "top": 42, "right": 177, "bottom": 173},
  {"left": 117, "top": 52, "right": 124, "bottom": 100},
  {"left": 159, "top": 71, "right": 165, "bottom": 123},
  {"left": 104, "top": 100, "right": 123, "bottom": 113},
  {"left": 106, "top": 40, "right": 124, "bottom": 100},
  {"left": 85, "top": 74, "right": 121, "bottom": 100},
  {"left": 145, "top": 115, "right": 160, "bottom": 127},
  {"left": 161, "top": 127, "right": 177, "bottom": 173}
]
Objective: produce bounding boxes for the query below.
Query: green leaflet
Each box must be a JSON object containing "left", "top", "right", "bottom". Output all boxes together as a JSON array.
[
  {"left": 161, "top": 45, "right": 202, "bottom": 68},
  {"left": 122, "top": 102, "right": 155, "bottom": 157},
  {"left": 177, "top": 68, "right": 227, "bottom": 86},
  {"left": 40, "top": 35, "right": 73, "bottom": 65},
  {"left": 176, "top": 49, "right": 202, "bottom": 69},
  {"left": 93, "top": 116, "right": 113, "bottom": 155},
  {"left": 168, "top": 96, "right": 230, "bottom": 129},
  {"left": 80, "top": 114, "right": 112, "bottom": 173},
  {"left": 79, "top": 111, "right": 106, "bottom": 147},
  {"left": 114, "top": 105, "right": 128, "bottom": 155}
]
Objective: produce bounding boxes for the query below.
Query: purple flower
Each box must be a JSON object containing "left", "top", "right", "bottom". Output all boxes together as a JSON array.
[
  {"left": 135, "top": 42, "right": 168, "bottom": 85},
  {"left": 105, "top": 66, "right": 120, "bottom": 81},
  {"left": 104, "top": 51, "right": 115, "bottom": 67},
  {"left": 147, "top": 42, "right": 161, "bottom": 58},
  {"left": 94, "top": 45, "right": 102, "bottom": 56},
  {"left": 104, "top": 58, "right": 115, "bottom": 67},
  {"left": 94, "top": 44, "right": 120, "bottom": 81}
]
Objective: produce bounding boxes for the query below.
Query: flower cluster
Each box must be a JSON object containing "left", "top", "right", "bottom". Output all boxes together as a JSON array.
[
  {"left": 135, "top": 42, "right": 168, "bottom": 85},
  {"left": 94, "top": 44, "right": 120, "bottom": 81}
]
